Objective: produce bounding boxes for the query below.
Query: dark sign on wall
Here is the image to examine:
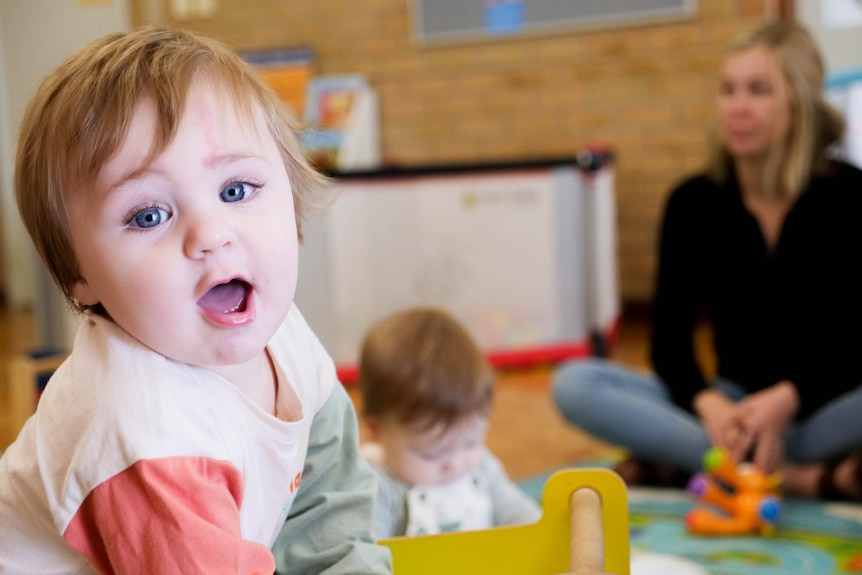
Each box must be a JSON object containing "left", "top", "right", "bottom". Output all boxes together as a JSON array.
[{"left": 411, "top": 0, "right": 697, "bottom": 45}]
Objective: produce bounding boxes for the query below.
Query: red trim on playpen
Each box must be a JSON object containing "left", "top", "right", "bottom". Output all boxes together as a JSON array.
[{"left": 337, "top": 316, "right": 620, "bottom": 385}]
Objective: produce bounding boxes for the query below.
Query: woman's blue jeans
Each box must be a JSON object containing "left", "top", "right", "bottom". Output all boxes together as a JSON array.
[{"left": 551, "top": 358, "right": 862, "bottom": 474}]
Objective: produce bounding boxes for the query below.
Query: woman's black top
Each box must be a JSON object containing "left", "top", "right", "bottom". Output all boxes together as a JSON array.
[{"left": 650, "top": 160, "right": 862, "bottom": 419}]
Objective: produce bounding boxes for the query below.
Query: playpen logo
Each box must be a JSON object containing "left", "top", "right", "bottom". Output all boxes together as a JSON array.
[
  {"left": 461, "top": 188, "right": 538, "bottom": 209},
  {"left": 413, "top": 249, "right": 471, "bottom": 302}
]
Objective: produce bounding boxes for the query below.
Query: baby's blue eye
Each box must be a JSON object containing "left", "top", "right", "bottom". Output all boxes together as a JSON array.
[
  {"left": 132, "top": 207, "right": 169, "bottom": 229},
  {"left": 221, "top": 182, "right": 250, "bottom": 203}
]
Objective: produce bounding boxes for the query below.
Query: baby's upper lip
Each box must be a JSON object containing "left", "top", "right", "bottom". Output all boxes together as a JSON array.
[{"left": 199, "top": 274, "right": 250, "bottom": 296}]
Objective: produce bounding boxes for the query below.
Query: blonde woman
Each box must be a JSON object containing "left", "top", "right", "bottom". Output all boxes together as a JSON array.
[{"left": 553, "top": 19, "right": 862, "bottom": 500}]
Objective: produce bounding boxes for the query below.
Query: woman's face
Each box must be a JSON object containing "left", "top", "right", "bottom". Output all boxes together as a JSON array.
[{"left": 717, "top": 45, "right": 793, "bottom": 162}]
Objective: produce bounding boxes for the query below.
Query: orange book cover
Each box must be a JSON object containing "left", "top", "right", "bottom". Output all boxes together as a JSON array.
[{"left": 243, "top": 47, "right": 314, "bottom": 120}]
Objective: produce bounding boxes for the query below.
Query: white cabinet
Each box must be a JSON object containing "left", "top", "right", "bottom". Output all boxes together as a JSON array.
[{"left": 294, "top": 156, "right": 619, "bottom": 381}]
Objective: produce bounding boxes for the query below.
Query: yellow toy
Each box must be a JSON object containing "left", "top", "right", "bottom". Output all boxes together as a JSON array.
[
  {"left": 380, "top": 468, "right": 629, "bottom": 574},
  {"left": 685, "top": 446, "right": 783, "bottom": 536}
]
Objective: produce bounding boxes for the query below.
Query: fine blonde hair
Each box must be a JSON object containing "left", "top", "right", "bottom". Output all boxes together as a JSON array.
[
  {"left": 358, "top": 307, "right": 495, "bottom": 432},
  {"left": 706, "top": 19, "right": 845, "bottom": 198},
  {"left": 15, "top": 26, "right": 327, "bottom": 315}
]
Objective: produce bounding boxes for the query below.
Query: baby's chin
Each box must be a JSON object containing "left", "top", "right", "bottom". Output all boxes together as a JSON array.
[
  {"left": 409, "top": 472, "right": 473, "bottom": 488},
  {"left": 146, "top": 329, "right": 274, "bottom": 370}
]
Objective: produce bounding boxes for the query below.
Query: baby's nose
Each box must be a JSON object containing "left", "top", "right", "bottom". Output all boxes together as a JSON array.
[{"left": 184, "top": 214, "right": 236, "bottom": 258}]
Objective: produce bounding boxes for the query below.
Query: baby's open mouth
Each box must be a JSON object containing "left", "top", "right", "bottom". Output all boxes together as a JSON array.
[{"left": 198, "top": 279, "right": 250, "bottom": 314}]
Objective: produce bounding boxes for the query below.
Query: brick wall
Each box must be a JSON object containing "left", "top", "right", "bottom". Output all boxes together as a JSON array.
[{"left": 133, "top": 0, "right": 771, "bottom": 302}]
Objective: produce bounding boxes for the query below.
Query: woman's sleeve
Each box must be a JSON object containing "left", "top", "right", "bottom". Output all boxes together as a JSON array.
[
  {"left": 271, "top": 383, "right": 393, "bottom": 575},
  {"left": 649, "top": 183, "right": 708, "bottom": 411}
]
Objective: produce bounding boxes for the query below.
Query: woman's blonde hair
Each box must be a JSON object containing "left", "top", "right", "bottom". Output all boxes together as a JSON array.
[
  {"left": 15, "top": 26, "right": 327, "bottom": 314},
  {"left": 358, "top": 307, "right": 495, "bottom": 432},
  {"left": 706, "top": 19, "right": 845, "bottom": 198}
]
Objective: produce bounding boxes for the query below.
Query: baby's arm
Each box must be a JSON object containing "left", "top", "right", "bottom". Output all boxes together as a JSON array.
[
  {"left": 359, "top": 443, "right": 409, "bottom": 539},
  {"left": 64, "top": 457, "right": 274, "bottom": 574},
  {"left": 483, "top": 450, "right": 543, "bottom": 526},
  {"left": 370, "top": 468, "right": 408, "bottom": 540},
  {"left": 271, "top": 383, "right": 393, "bottom": 574}
]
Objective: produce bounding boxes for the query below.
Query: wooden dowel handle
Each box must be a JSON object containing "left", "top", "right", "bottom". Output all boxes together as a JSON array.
[{"left": 568, "top": 487, "right": 605, "bottom": 574}]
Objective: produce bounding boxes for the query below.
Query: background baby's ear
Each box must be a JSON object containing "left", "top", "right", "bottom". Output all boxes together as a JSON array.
[{"left": 364, "top": 416, "right": 381, "bottom": 440}]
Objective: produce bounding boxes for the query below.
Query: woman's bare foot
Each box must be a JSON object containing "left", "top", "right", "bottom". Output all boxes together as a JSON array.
[
  {"left": 781, "top": 462, "right": 825, "bottom": 498},
  {"left": 782, "top": 452, "right": 862, "bottom": 500}
]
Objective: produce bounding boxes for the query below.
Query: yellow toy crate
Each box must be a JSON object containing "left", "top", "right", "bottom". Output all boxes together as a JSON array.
[{"left": 381, "top": 468, "right": 630, "bottom": 575}]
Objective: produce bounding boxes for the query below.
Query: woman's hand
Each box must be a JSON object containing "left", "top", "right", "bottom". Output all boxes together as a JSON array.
[
  {"left": 733, "top": 380, "right": 799, "bottom": 473},
  {"left": 693, "top": 388, "right": 748, "bottom": 459}
]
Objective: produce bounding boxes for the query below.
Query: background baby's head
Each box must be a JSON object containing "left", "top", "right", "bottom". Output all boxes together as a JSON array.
[{"left": 359, "top": 306, "right": 495, "bottom": 485}]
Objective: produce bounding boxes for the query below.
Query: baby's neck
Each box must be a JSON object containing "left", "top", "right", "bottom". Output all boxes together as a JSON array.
[{"left": 210, "top": 350, "right": 277, "bottom": 414}]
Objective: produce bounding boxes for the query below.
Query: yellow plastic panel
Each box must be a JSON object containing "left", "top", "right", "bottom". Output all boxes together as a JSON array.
[{"left": 380, "top": 468, "right": 630, "bottom": 575}]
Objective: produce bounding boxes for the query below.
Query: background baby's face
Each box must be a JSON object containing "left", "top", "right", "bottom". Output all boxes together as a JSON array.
[{"left": 377, "top": 415, "right": 488, "bottom": 487}]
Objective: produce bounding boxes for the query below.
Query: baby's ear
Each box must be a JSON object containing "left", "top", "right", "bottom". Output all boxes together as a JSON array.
[
  {"left": 364, "top": 416, "right": 380, "bottom": 440},
  {"left": 71, "top": 277, "right": 100, "bottom": 306}
]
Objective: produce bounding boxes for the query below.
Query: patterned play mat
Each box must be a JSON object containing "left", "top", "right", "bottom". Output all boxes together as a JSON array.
[{"left": 520, "top": 467, "right": 862, "bottom": 574}]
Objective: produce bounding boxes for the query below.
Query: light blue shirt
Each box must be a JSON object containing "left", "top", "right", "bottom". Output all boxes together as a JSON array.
[{"left": 366, "top": 447, "right": 542, "bottom": 540}]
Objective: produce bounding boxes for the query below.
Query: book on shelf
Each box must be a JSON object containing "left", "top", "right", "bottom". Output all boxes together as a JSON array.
[{"left": 302, "top": 74, "right": 381, "bottom": 171}]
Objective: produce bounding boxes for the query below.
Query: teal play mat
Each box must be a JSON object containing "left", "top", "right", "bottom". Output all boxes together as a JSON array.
[{"left": 519, "top": 464, "right": 862, "bottom": 574}]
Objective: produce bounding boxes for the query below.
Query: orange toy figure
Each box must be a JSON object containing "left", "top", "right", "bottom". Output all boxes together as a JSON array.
[{"left": 685, "top": 446, "right": 783, "bottom": 536}]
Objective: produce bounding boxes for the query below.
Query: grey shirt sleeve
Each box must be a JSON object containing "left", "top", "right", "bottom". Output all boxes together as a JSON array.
[
  {"left": 364, "top": 457, "right": 409, "bottom": 540},
  {"left": 271, "top": 384, "right": 393, "bottom": 574},
  {"left": 482, "top": 449, "right": 543, "bottom": 526}
]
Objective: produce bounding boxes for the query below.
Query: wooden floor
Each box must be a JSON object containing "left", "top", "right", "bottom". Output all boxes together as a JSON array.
[
  {"left": 0, "top": 304, "right": 711, "bottom": 482},
  {"left": 0, "top": 305, "right": 40, "bottom": 452}
]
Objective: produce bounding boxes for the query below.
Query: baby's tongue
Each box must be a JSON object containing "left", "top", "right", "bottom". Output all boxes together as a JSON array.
[{"left": 198, "top": 279, "right": 247, "bottom": 313}]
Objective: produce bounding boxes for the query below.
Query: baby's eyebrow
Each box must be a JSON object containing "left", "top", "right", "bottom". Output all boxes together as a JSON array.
[
  {"left": 107, "top": 153, "right": 263, "bottom": 194},
  {"left": 203, "top": 153, "right": 261, "bottom": 168},
  {"left": 107, "top": 165, "right": 153, "bottom": 194}
]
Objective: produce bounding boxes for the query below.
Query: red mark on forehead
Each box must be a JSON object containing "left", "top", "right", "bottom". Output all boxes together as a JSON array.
[
  {"left": 186, "top": 93, "right": 223, "bottom": 164},
  {"left": 203, "top": 152, "right": 221, "bottom": 168}
]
